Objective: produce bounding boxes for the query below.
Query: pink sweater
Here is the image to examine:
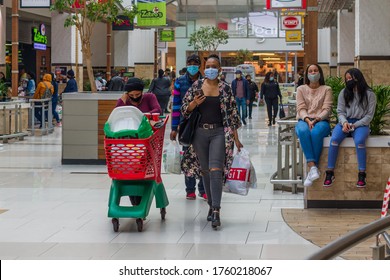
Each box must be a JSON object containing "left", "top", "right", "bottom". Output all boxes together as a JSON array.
[{"left": 296, "top": 84, "right": 333, "bottom": 121}]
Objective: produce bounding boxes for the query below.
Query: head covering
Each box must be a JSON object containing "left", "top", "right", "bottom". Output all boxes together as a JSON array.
[
  {"left": 187, "top": 54, "right": 201, "bottom": 65},
  {"left": 67, "top": 69, "right": 75, "bottom": 77},
  {"left": 124, "top": 78, "right": 144, "bottom": 92},
  {"left": 235, "top": 70, "right": 242, "bottom": 74},
  {"left": 158, "top": 69, "right": 164, "bottom": 78}
]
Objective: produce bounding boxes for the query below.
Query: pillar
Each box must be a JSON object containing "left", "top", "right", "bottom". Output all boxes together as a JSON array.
[
  {"left": 330, "top": 27, "right": 337, "bottom": 77},
  {"left": 355, "top": 0, "right": 390, "bottom": 85},
  {"left": 51, "top": 12, "right": 83, "bottom": 91},
  {"left": 337, "top": 9, "right": 355, "bottom": 77},
  {"left": 303, "top": 0, "right": 318, "bottom": 67},
  {"left": 0, "top": 4, "right": 5, "bottom": 75},
  {"left": 11, "top": 0, "right": 19, "bottom": 96},
  {"left": 318, "top": 28, "right": 331, "bottom": 77}
]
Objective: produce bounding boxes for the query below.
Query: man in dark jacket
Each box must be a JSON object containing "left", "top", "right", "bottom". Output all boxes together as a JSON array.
[
  {"left": 108, "top": 70, "right": 124, "bottom": 91},
  {"left": 246, "top": 74, "right": 259, "bottom": 119},
  {"left": 170, "top": 54, "right": 205, "bottom": 200},
  {"left": 148, "top": 69, "right": 171, "bottom": 115},
  {"left": 231, "top": 70, "right": 250, "bottom": 125},
  {"left": 63, "top": 69, "right": 78, "bottom": 93}
]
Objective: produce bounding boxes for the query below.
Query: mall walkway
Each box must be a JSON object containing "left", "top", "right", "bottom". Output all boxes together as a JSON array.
[{"left": 0, "top": 106, "right": 320, "bottom": 260}]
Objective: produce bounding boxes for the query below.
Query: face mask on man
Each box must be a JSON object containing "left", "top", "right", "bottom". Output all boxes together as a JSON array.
[
  {"left": 308, "top": 73, "right": 320, "bottom": 83},
  {"left": 346, "top": 79, "right": 357, "bottom": 90},
  {"left": 204, "top": 68, "right": 219, "bottom": 80},
  {"left": 186, "top": 65, "right": 199, "bottom": 76},
  {"left": 270, "top": 77, "right": 274, "bottom": 81}
]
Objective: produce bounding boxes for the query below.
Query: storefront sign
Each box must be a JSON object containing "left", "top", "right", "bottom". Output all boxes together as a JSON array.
[
  {"left": 266, "top": 0, "right": 306, "bottom": 9},
  {"left": 112, "top": 15, "right": 134, "bottom": 31},
  {"left": 20, "top": 0, "right": 51, "bottom": 8},
  {"left": 285, "top": 30, "right": 302, "bottom": 42},
  {"left": 137, "top": 0, "right": 166, "bottom": 27},
  {"left": 159, "top": 30, "right": 174, "bottom": 42},
  {"left": 281, "top": 16, "right": 302, "bottom": 30},
  {"left": 32, "top": 24, "right": 47, "bottom": 50}
]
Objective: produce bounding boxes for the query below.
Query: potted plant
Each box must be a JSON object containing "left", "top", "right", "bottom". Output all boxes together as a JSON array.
[{"left": 0, "top": 82, "right": 10, "bottom": 102}]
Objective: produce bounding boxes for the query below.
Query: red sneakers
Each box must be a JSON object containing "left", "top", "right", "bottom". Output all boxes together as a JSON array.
[
  {"left": 199, "top": 193, "right": 208, "bottom": 201},
  {"left": 186, "top": 192, "right": 196, "bottom": 200}
]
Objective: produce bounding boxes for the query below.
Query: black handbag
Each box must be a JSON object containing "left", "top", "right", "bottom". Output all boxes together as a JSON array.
[
  {"left": 279, "top": 103, "right": 286, "bottom": 119},
  {"left": 178, "top": 108, "right": 201, "bottom": 147}
]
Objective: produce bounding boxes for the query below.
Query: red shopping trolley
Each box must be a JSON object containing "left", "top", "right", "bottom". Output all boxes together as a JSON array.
[{"left": 104, "top": 116, "right": 169, "bottom": 232}]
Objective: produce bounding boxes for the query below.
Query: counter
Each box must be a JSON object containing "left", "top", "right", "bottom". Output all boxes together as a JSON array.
[{"left": 62, "top": 92, "right": 122, "bottom": 164}]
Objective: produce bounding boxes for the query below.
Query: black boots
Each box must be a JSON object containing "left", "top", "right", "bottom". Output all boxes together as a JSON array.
[
  {"left": 272, "top": 117, "right": 276, "bottom": 125},
  {"left": 211, "top": 208, "right": 221, "bottom": 229},
  {"left": 207, "top": 208, "right": 213, "bottom": 221}
]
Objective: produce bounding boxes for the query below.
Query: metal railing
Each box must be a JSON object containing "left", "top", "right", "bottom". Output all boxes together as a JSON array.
[
  {"left": 0, "top": 100, "right": 29, "bottom": 143},
  {"left": 270, "top": 117, "right": 304, "bottom": 194},
  {"left": 28, "top": 98, "right": 54, "bottom": 136},
  {"left": 307, "top": 215, "right": 390, "bottom": 260}
]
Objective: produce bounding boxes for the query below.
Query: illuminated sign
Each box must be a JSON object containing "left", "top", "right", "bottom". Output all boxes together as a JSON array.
[
  {"left": 285, "top": 30, "right": 302, "bottom": 42},
  {"left": 159, "top": 30, "right": 175, "bottom": 42},
  {"left": 20, "top": 0, "right": 51, "bottom": 8},
  {"left": 266, "top": 0, "right": 306, "bottom": 9},
  {"left": 32, "top": 24, "right": 47, "bottom": 50},
  {"left": 281, "top": 16, "right": 302, "bottom": 30},
  {"left": 112, "top": 15, "right": 134, "bottom": 31}
]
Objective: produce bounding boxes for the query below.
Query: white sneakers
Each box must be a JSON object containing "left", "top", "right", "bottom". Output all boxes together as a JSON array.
[{"left": 304, "top": 166, "right": 320, "bottom": 187}]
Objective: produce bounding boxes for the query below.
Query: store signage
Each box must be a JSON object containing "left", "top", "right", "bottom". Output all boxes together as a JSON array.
[
  {"left": 159, "top": 30, "right": 175, "bottom": 42},
  {"left": 281, "top": 16, "right": 302, "bottom": 30},
  {"left": 285, "top": 30, "right": 302, "bottom": 42},
  {"left": 137, "top": 0, "right": 166, "bottom": 27},
  {"left": 20, "top": 0, "right": 51, "bottom": 8},
  {"left": 112, "top": 15, "right": 134, "bottom": 31},
  {"left": 266, "top": 0, "right": 306, "bottom": 9},
  {"left": 32, "top": 24, "right": 47, "bottom": 50}
]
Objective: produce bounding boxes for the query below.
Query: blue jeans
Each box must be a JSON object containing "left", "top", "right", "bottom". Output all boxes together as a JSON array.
[
  {"left": 235, "top": 97, "right": 247, "bottom": 122},
  {"left": 183, "top": 146, "right": 205, "bottom": 194},
  {"left": 295, "top": 120, "right": 331, "bottom": 164},
  {"left": 327, "top": 119, "right": 370, "bottom": 171}
]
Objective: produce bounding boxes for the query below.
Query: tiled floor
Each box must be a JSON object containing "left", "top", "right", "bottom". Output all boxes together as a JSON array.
[{"left": 0, "top": 106, "right": 319, "bottom": 260}]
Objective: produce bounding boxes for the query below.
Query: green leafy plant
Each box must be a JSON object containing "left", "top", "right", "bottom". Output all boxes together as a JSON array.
[
  {"left": 370, "top": 85, "right": 390, "bottom": 135},
  {"left": 83, "top": 81, "right": 91, "bottom": 91},
  {"left": 325, "top": 76, "right": 345, "bottom": 127},
  {"left": 188, "top": 26, "right": 229, "bottom": 51},
  {"left": 51, "top": 0, "right": 137, "bottom": 92},
  {"left": 140, "top": 78, "right": 151, "bottom": 91},
  {"left": 236, "top": 49, "right": 253, "bottom": 64}
]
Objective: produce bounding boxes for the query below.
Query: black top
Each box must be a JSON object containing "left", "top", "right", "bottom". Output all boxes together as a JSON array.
[
  {"left": 260, "top": 81, "right": 282, "bottom": 100},
  {"left": 198, "top": 96, "right": 223, "bottom": 124}
]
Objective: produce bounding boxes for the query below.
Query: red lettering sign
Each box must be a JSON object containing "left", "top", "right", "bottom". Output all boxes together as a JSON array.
[
  {"left": 227, "top": 168, "right": 248, "bottom": 181},
  {"left": 283, "top": 17, "right": 299, "bottom": 29}
]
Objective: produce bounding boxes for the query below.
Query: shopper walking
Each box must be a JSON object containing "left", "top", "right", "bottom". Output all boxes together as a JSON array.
[
  {"left": 323, "top": 68, "right": 376, "bottom": 188},
  {"left": 50, "top": 73, "right": 61, "bottom": 127},
  {"left": 26, "top": 72, "right": 36, "bottom": 97},
  {"left": 63, "top": 70, "right": 78, "bottom": 93},
  {"left": 231, "top": 70, "right": 250, "bottom": 125},
  {"left": 295, "top": 64, "right": 333, "bottom": 187},
  {"left": 246, "top": 74, "right": 259, "bottom": 119},
  {"left": 170, "top": 54, "right": 206, "bottom": 200},
  {"left": 149, "top": 69, "right": 171, "bottom": 115},
  {"left": 181, "top": 54, "right": 243, "bottom": 229},
  {"left": 260, "top": 71, "right": 282, "bottom": 126},
  {"left": 107, "top": 70, "right": 124, "bottom": 91}
]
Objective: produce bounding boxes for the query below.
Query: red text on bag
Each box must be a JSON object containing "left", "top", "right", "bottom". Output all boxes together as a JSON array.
[{"left": 227, "top": 168, "right": 248, "bottom": 181}]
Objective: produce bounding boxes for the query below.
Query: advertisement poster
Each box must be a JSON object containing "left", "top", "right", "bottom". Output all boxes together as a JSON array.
[
  {"left": 20, "top": 0, "right": 51, "bottom": 8},
  {"left": 266, "top": 0, "right": 306, "bottom": 9},
  {"left": 137, "top": 0, "right": 166, "bottom": 27}
]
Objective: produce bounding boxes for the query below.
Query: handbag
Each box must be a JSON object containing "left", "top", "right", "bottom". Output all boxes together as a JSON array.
[
  {"left": 279, "top": 103, "right": 286, "bottom": 119},
  {"left": 178, "top": 108, "right": 201, "bottom": 147}
]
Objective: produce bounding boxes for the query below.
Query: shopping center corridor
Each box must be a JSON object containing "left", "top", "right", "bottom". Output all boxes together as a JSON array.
[{"left": 0, "top": 106, "right": 320, "bottom": 260}]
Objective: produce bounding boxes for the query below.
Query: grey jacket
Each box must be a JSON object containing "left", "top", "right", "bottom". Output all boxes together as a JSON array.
[{"left": 337, "top": 88, "right": 377, "bottom": 128}]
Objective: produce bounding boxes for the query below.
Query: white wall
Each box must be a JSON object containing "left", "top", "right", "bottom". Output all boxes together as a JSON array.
[
  {"left": 330, "top": 27, "right": 337, "bottom": 66},
  {"left": 318, "top": 28, "right": 331, "bottom": 64},
  {"left": 337, "top": 9, "right": 354, "bottom": 63},
  {"left": 355, "top": 0, "right": 390, "bottom": 56},
  {"left": 90, "top": 22, "right": 108, "bottom": 67}
]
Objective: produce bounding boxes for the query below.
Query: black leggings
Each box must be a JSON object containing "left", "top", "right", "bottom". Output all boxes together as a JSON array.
[{"left": 265, "top": 98, "right": 278, "bottom": 122}]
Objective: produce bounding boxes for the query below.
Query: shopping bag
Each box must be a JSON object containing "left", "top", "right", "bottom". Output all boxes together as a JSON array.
[
  {"left": 279, "top": 103, "right": 286, "bottom": 119},
  {"left": 224, "top": 148, "right": 253, "bottom": 195},
  {"left": 163, "top": 141, "right": 182, "bottom": 174},
  {"left": 249, "top": 162, "right": 257, "bottom": 189}
]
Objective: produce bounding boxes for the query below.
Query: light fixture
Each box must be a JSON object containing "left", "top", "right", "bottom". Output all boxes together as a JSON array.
[{"left": 253, "top": 53, "right": 275, "bottom": 56}]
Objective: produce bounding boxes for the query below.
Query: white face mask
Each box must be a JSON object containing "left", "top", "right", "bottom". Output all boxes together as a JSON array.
[{"left": 308, "top": 73, "right": 320, "bottom": 83}]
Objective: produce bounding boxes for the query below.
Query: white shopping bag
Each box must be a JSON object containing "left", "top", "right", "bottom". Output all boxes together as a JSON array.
[
  {"left": 163, "top": 141, "right": 182, "bottom": 174},
  {"left": 224, "top": 148, "right": 256, "bottom": 195}
]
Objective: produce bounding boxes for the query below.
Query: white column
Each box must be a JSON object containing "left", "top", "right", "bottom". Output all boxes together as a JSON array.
[
  {"left": 0, "top": 5, "right": 6, "bottom": 71},
  {"left": 318, "top": 28, "right": 331, "bottom": 64},
  {"left": 355, "top": 0, "right": 390, "bottom": 56},
  {"left": 330, "top": 27, "right": 337, "bottom": 67},
  {"left": 337, "top": 9, "right": 355, "bottom": 64},
  {"left": 51, "top": 12, "right": 82, "bottom": 66}
]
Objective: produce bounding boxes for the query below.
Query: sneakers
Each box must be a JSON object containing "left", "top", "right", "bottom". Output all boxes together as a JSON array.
[
  {"left": 357, "top": 172, "right": 367, "bottom": 188},
  {"left": 186, "top": 192, "right": 196, "bottom": 200},
  {"left": 56, "top": 122, "right": 62, "bottom": 127},
  {"left": 323, "top": 170, "right": 335, "bottom": 187},
  {"left": 304, "top": 166, "right": 320, "bottom": 187},
  {"left": 199, "top": 193, "right": 208, "bottom": 201}
]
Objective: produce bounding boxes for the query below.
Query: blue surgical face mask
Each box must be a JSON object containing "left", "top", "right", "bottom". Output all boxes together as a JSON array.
[
  {"left": 204, "top": 68, "right": 219, "bottom": 80},
  {"left": 270, "top": 77, "right": 274, "bottom": 81},
  {"left": 308, "top": 73, "right": 320, "bottom": 83},
  {"left": 186, "top": 65, "right": 199, "bottom": 76}
]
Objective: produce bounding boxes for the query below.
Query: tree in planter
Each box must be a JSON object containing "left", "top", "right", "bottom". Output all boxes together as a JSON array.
[
  {"left": 51, "top": 0, "right": 137, "bottom": 92},
  {"left": 236, "top": 49, "right": 252, "bottom": 65},
  {"left": 188, "top": 26, "right": 229, "bottom": 52}
]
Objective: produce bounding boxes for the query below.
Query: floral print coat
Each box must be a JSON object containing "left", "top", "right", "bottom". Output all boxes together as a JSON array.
[{"left": 180, "top": 78, "right": 242, "bottom": 179}]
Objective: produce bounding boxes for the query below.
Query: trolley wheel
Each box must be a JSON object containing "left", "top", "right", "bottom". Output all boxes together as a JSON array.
[
  {"left": 112, "top": 218, "right": 119, "bottom": 232},
  {"left": 136, "top": 218, "right": 143, "bottom": 232},
  {"left": 160, "top": 208, "right": 166, "bottom": 220}
]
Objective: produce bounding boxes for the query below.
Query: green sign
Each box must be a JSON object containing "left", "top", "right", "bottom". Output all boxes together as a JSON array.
[
  {"left": 159, "top": 30, "right": 175, "bottom": 42},
  {"left": 32, "top": 27, "right": 47, "bottom": 44},
  {"left": 137, "top": 0, "right": 166, "bottom": 27}
]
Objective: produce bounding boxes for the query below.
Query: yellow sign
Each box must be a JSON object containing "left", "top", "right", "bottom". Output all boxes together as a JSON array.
[{"left": 285, "top": 30, "right": 302, "bottom": 42}]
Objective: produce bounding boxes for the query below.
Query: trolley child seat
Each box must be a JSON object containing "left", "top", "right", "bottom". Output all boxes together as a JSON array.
[{"left": 104, "top": 109, "right": 169, "bottom": 232}]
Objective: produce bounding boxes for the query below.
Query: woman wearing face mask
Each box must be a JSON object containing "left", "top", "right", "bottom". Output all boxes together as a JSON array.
[
  {"left": 295, "top": 64, "right": 333, "bottom": 187},
  {"left": 260, "top": 71, "right": 282, "bottom": 126},
  {"left": 181, "top": 54, "right": 243, "bottom": 230},
  {"left": 116, "top": 77, "right": 161, "bottom": 114},
  {"left": 323, "top": 68, "right": 376, "bottom": 188}
]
